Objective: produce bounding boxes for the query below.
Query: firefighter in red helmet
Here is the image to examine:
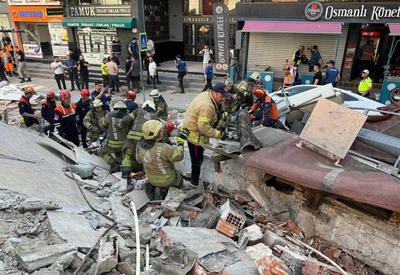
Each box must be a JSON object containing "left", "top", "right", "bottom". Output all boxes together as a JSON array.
[{"left": 55, "top": 90, "right": 80, "bottom": 146}]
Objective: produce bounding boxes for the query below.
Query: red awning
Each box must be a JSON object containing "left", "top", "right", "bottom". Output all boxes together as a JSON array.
[
  {"left": 389, "top": 23, "right": 400, "bottom": 36},
  {"left": 242, "top": 21, "right": 342, "bottom": 34}
]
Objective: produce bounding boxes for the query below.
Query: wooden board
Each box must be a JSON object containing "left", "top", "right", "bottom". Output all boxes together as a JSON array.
[{"left": 300, "top": 98, "right": 367, "bottom": 160}]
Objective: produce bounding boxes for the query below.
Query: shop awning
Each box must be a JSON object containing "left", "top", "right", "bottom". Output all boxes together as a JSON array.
[
  {"left": 242, "top": 21, "right": 342, "bottom": 34},
  {"left": 62, "top": 17, "right": 136, "bottom": 29},
  {"left": 389, "top": 23, "right": 400, "bottom": 36}
]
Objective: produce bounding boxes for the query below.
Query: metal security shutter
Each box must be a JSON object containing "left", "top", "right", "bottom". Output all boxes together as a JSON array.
[
  {"left": 247, "top": 25, "right": 349, "bottom": 77},
  {"left": 117, "top": 28, "right": 132, "bottom": 63}
]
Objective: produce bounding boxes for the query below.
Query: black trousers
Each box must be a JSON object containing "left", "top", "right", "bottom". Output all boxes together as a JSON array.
[
  {"left": 188, "top": 142, "right": 204, "bottom": 186},
  {"left": 79, "top": 124, "right": 88, "bottom": 148},
  {"left": 178, "top": 73, "right": 185, "bottom": 93},
  {"left": 55, "top": 74, "right": 67, "bottom": 90},
  {"left": 68, "top": 70, "right": 80, "bottom": 90},
  {"left": 109, "top": 75, "right": 120, "bottom": 92},
  {"left": 80, "top": 74, "right": 89, "bottom": 89},
  {"left": 102, "top": 74, "right": 109, "bottom": 88},
  {"left": 202, "top": 78, "right": 212, "bottom": 91},
  {"left": 127, "top": 75, "right": 140, "bottom": 91}
]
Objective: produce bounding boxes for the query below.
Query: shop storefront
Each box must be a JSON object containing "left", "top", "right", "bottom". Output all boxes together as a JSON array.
[
  {"left": 0, "top": 0, "right": 13, "bottom": 47},
  {"left": 9, "top": 2, "right": 65, "bottom": 59},
  {"left": 63, "top": 5, "right": 136, "bottom": 64},
  {"left": 236, "top": 1, "right": 400, "bottom": 84}
]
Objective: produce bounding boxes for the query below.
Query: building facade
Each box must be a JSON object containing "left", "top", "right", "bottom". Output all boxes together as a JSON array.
[
  {"left": 0, "top": 0, "right": 12, "bottom": 45},
  {"left": 236, "top": 1, "right": 400, "bottom": 84}
]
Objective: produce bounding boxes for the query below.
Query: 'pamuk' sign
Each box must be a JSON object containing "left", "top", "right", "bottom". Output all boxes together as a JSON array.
[{"left": 69, "top": 6, "right": 130, "bottom": 17}]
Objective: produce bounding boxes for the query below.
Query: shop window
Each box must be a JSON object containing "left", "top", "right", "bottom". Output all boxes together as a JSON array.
[
  {"left": 184, "top": 0, "right": 201, "bottom": 16},
  {"left": 77, "top": 28, "right": 116, "bottom": 55}
]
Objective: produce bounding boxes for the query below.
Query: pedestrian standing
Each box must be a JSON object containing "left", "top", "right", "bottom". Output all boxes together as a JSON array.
[
  {"left": 0, "top": 57, "right": 8, "bottom": 82},
  {"left": 64, "top": 54, "right": 80, "bottom": 91},
  {"left": 77, "top": 55, "right": 89, "bottom": 89},
  {"left": 323, "top": 60, "right": 340, "bottom": 87},
  {"left": 148, "top": 56, "right": 158, "bottom": 89},
  {"left": 202, "top": 59, "right": 213, "bottom": 91},
  {"left": 128, "top": 37, "right": 138, "bottom": 57},
  {"left": 91, "top": 81, "right": 111, "bottom": 111},
  {"left": 14, "top": 46, "right": 31, "bottom": 83},
  {"left": 4, "top": 40, "right": 16, "bottom": 75},
  {"left": 101, "top": 57, "right": 109, "bottom": 89},
  {"left": 51, "top": 56, "right": 66, "bottom": 90},
  {"left": 199, "top": 44, "right": 213, "bottom": 72},
  {"left": 3, "top": 49, "right": 15, "bottom": 77},
  {"left": 312, "top": 63, "right": 323, "bottom": 85},
  {"left": 107, "top": 56, "right": 120, "bottom": 93},
  {"left": 144, "top": 52, "right": 152, "bottom": 84},
  {"left": 126, "top": 55, "right": 140, "bottom": 91},
  {"left": 357, "top": 69, "right": 373, "bottom": 97},
  {"left": 175, "top": 54, "right": 187, "bottom": 94},
  {"left": 75, "top": 89, "right": 91, "bottom": 148},
  {"left": 111, "top": 36, "right": 122, "bottom": 59},
  {"left": 308, "top": 45, "right": 322, "bottom": 72}
]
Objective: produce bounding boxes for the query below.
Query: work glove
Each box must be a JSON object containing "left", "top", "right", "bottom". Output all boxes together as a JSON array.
[
  {"left": 89, "top": 125, "right": 99, "bottom": 132},
  {"left": 176, "top": 128, "right": 189, "bottom": 145}
]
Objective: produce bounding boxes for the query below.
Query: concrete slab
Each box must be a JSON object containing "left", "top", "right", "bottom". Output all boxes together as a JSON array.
[
  {"left": 125, "top": 190, "right": 149, "bottom": 211},
  {"left": 47, "top": 211, "right": 104, "bottom": 249}
]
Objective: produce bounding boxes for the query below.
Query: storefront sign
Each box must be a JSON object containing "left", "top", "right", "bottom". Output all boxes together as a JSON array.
[
  {"left": 213, "top": 3, "right": 230, "bottom": 72},
  {"left": 9, "top": 0, "right": 61, "bottom": 6},
  {"left": 69, "top": 6, "right": 131, "bottom": 17},
  {"left": 63, "top": 17, "right": 135, "bottom": 29},
  {"left": 48, "top": 22, "right": 69, "bottom": 57},
  {"left": 237, "top": 2, "right": 400, "bottom": 23},
  {"left": 10, "top": 6, "right": 63, "bottom": 22},
  {"left": 23, "top": 41, "right": 43, "bottom": 58},
  {"left": 183, "top": 16, "right": 236, "bottom": 24},
  {"left": 82, "top": 52, "right": 109, "bottom": 65}
]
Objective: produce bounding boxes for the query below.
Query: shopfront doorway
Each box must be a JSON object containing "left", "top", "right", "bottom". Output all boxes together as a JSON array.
[{"left": 183, "top": 23, "right": 214, "bottom": 60}]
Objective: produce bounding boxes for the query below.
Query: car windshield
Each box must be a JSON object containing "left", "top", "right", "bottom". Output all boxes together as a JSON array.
[{"left": 340, "top": 92, "right": 359, "bottom": 101}]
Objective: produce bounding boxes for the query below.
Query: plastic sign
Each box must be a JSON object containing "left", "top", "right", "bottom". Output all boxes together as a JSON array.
[{"left": 139, "top": 32, "right": 147, "bottom": 52}]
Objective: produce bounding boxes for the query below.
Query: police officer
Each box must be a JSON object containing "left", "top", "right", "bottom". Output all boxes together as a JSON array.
[
  {"left": 99, "top": 100, "right": 129, "bottom": 172},
  {"left": 136, "top": 120, "right": 189, "bottom": 200},
  {"left": 150, "top": 89, "right": 168, "bottom": 120},
  {"left": 83, "top": 99, "right": 107, "bottom": 143},
  {"left": 120, "top": 104, "right": 159, "bottom": 178}
]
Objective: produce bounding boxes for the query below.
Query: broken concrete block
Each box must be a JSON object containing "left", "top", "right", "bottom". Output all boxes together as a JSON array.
[
  {"left": 219, "top": 200, "right": 246, "bottom": 231},
  {"left": 190, "top": 202, "right": 220, "bottom": 228},
  {"left": 255, "top": 255, "right": 289, "bottom": 275},
  {"left": 117, "top": 259, "right": 135, "bottom": 275},
  {"left": 124, "top": 189, "right": 149, "bottom": 211},
  {"left": 48, "top": 251, "right": 76, "bottom": 272},
  {"left": 15, "top": 240, "right": 75, "bottom": 273},
  {"left": 246, "top": 183, "right": 271, "bottom": 210},
  {"left": 245, "top": 243, "right": 273, "bottom": 261},
  {"left": 18, "top": 200, "right": 61, "bottom": 212},
  {"left": 238, "top": 224, "right": 263, "bottom": 248},
  {"left": 95, "top": 236, "right": 118, "bottom": 275},
  {"left": 264, "top": 230, "right": 290, "bottom": 249},
  {"left": 68, "top": 164, "right": 95, "bottom": 179},
  {"left": 32, "top": 268, "right": 61, "bottom": 275},
  {"left": 216, "top": 219, "right": 238, "bottom": 238},
  {"left": 139, "top": 223, "right": 153, "bottom": 244},
  {"left": 161, "top": 187, "right": 186, "bottom": 211},
  {"left": 109, "top": 196, "right": 135, "bottom": 230}
]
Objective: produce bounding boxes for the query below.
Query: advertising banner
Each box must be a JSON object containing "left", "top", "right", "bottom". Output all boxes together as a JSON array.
[
  {"left": 213, "top": 3, "right": 230, "bottom": 72},
  {"left": 23, "top": 41, "right": 43, "bottom": 58},
  {"left": 48, "top": 22, "right": 69, "bottom": 57}
]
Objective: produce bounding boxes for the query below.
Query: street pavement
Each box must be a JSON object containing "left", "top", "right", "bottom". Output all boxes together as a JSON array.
[{"left": 8, "top": 75, "right": 199, "bottom": 111}]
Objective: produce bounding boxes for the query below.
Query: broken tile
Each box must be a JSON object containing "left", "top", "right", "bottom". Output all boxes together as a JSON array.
[
  {"left": 199, "top": 249, "right": 239, "bottom": 272},
  {"left": 124, "top": 190, "right": 149, "bottom": 211},
  {"left": 216, "top": 219, "right": 238, "bottom": 238},
  {"left": 245, "top": 243, "right": 273, "bottom": 261}
]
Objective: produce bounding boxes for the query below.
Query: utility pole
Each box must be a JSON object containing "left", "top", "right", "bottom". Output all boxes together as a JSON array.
[{"left": 132, "top": 0, "right": 146, "bottom": 101}]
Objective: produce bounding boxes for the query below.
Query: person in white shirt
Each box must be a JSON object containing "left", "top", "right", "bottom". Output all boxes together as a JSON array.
[
  {"left": 51, "top": 56, "right": 66, "bottom": 90},
  {"left": 199, "top": 44, "right": 213, "bottom": 72},
  {"left": 147, "top": 39, "right": 155, "bottom": 56},
  {"left": 148, "top": 56, "right": 158, "bottom": 89}
]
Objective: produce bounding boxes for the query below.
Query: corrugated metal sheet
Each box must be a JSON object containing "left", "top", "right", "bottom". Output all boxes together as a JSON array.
[{"left": 247, "top": 24, "right": 349, "bottom": 78}]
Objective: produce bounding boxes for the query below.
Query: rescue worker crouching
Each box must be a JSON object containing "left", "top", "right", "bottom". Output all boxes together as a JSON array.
[
  {"left": 83, "top": 99, "right": 107, "bottom": 143},
  {"left": 55, "top": 90, "right": 80, "bottom": 146},
  {"left": 150, "top": 89, "right": 168, "bottom": 120},
  {"left": 99, "top": 100, "right": 129, "bottom": 173},
  {"left": 182, "top": 82, "right": 229, "bottom": 186},
  {"left": 18, "top": 86, "right": 39, "bottom": 128},
  {"left": 41, "top": 91, "right": 56, "bottom": 135},
  {"left": 136, "top": 120, "right": 189, "bottom": 200},
  {"left": 249, "top": 88, "right": 280, "bottom": 127},
  {"left": 120, "top": 103, "right": 159, "bottom": 178}
]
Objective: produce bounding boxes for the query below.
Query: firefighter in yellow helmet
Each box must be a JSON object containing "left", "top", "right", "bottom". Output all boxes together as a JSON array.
[{"left": 136, "top": 120, "right": 189, "bottom": 200}]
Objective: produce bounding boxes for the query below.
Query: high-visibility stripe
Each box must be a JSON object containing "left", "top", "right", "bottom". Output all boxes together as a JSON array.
[
  {"left": 127, "top": 130, "right": 143, "bottom": 140},
  {"left": 107, "top": 140, "right": 123, "bottom": 148},
  {"left": 198, "top": 116, "right": 210, "bottom": 123}
]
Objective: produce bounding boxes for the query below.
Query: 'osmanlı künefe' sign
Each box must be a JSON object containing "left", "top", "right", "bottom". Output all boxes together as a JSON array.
[{"left": 213, "top": 3, "right": 230, "bottom": 73}]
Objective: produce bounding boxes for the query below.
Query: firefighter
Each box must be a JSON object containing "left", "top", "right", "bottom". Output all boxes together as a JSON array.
[
  {"left": 182, "top": 82, "right": 229, "bottom": 186},
  {"left": 150, "top": 89, "right": 168, "bottom": 120},
  {"left": 55, "top": 90, "right": 80, "bottom": 146},
  {"left": 143, "top": 100, "right": 156, "bottom": 113},
  {"left": 83, "top": 99, "right": 107, "bottom": 143},
  {"left": 18, "top": 86, "right": 39, "bottom": 128},
  {"left": 76, "top": 89, "right": 92, "bottom": 148},
  {"left": 125, "top": 89, "right": 138, "bottom": 113},
  {"left": 120, "top": 104, "right": 159, "bottom": 178},
  {"left": 99, "top": 100, "right": 129, "bottom": 172},
  {"left": 41, "top": 91, "right": 56, "bottom": 135},
  {"left": 136, "top": 120, "right": 189, "bottom": 200},
  {"left": 249, "top": 88, "right": 280, "bottom": 127}
]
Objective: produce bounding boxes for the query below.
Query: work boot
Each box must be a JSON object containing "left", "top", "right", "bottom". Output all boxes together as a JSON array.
[
  {"left": 27, "top": 78, "right": 32, "bottom": 82},
  {"left": 19, "top": 79, "right": 25, "bottom": 83}
]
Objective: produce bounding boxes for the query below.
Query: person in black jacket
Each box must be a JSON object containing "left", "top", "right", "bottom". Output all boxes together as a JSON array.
[
  {"left": 41, "top": 91, "right": 57, "bottom": 135},
  {"left": 18, "top": 86, "right": 39, "bottom": 127},
  {"left": 75, "top": 89, "right": 92, "bottom": 148},
  {"left": 77, "top": 54, "right": 89, "bottom": 89}
]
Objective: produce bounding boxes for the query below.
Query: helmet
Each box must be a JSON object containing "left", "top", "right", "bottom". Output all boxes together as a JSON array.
[
  {"left": 80, "top": 89, "right": 90, "bottom": 97},
  {"left": 253, "top": 88, "right": 266, "bottom": 99},
  {"left": 150, "top": 89, "right": 160, "bottom": 98},
  {"left": 237, "top": 80, "right": 249, "bottom": 92},
  {"left": 22, "top": 86, "right": 36, "bottom": 95},
  {"left": 142, "top": 99, "right": 156, "bottom": 111},
  {"left": 113, "top": 100, "right": 127, "bottom": 110},
  {"left": 249, "top": 72, "right": 260, "bottom": 82},
  {"left": 225, "top": 78, "right": 234, "bottom": 87},
  {"left": 165, "top": 120, "right": 175, "bottom": 133},
  {"left": 127, "top": 90, "right": 137, "bottom": 100},
  {"left": 142, "top": 120, "right": 163, "bottom": 140},
  {"left": 47, "top": 91, "right": 55, "bottom": 98},
  {"left": 59, "top": 90, "right": 71, "bottom": 100},
  {"left": 93, "top": 99, "right": 103, "bottom": 108}
]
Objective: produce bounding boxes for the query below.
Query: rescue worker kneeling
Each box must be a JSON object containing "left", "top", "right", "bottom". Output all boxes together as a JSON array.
[
  {"left": 136, "top": 120, "right": 189, "bottom": 200},
  {"left": 99, "top": 100, "right": 129, "bottom": 172},
  {"left": 249, "top": 88, "right": 280, "bottom": 127},
  {"left": 83, "top": 99, "right": 107, "bottom": 143}
]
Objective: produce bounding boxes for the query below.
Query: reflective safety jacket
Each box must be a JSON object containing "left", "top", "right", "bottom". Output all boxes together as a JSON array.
[
  {"left": 183, "top": 91, "right": 222, "bottom": 145},
  {"left": 154, "top": 96, "right": 168, "bottom": 120},
  {"left": 250, "top": 94, "right": 280, "bottom": 121},
  {"left": 100, "top": 110, "right": 128, "bottom": 149},
  {"left": 122, "top": 108, "right": 159, "bottom": 141},
  {"left": 55, "top": 103, "right": 78, "bottom": 136},
  {"left": 83, "top": 109, "right": 107, "bottom": 141},
  {"left": 136, "top": 141, "right": 184, "bottom": 187},
  {"left": 358, "top": 77, "right": 372, "bottom": 94}
]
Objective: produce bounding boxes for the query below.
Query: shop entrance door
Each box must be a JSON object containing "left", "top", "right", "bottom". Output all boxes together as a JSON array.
[
  {"left": 37, "top": 24, "right": 52, "bottom": 58},
  {"left": 183, "top": 23, "right": 213, "bottom": 60}
]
